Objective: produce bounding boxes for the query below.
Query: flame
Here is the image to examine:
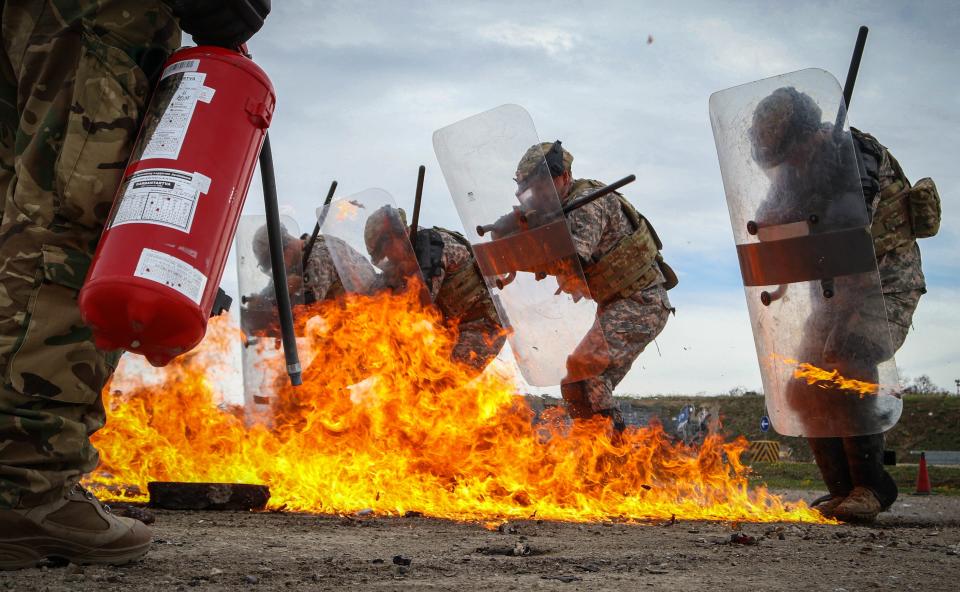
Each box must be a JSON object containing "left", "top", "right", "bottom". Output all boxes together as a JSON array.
[
  {"left": 87, "top": 289, "right": 828, "bottom": 523},
  {"left": 774, "top": 355, "right": 879, "bottom": 398},
  {"left": 333, "top": 199, "right": 362, "bottom": 221}
]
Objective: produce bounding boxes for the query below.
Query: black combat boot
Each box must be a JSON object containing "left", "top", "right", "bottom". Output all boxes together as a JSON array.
[{"left": 807, "top": 437, "right": 853, "bottom": 516}]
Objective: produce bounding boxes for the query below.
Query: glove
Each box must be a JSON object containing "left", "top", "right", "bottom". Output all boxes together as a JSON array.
[
  {"left": 167, "top": 0, "right": 271, "bottom": 48},
  {"left": 554, "top": 270, "right": 589, "bottom": 303}
]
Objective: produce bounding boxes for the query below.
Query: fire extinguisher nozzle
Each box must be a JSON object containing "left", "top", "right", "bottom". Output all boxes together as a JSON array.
[{"left": 287, "top": 363, "right": 302, "bottom": 387}]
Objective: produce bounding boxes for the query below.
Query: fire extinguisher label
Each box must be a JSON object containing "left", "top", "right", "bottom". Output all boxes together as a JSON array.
[
  {"left": 136, "top": 71, "right": 207, "bottom": 161},
  {"left": 160, "top": 59, "right": 200, "bottom": 80},
  {"left": 134, "top": 248, "right": 208, "bottom": 305},
  {"left": 110, "top": 168, "right": 211, "bottom": 233}
]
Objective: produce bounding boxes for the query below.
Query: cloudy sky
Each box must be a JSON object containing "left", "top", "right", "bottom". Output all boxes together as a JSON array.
[{"left": 204, "top": 0, "right": 959, "bottom": 398}]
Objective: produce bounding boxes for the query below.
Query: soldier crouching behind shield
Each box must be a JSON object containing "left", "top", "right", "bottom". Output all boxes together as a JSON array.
[
  {"left": 362, "top": 206, "right": 507, "bottom": 372},
  {"left": 513, "top": 142, "right": 677, "bottom": 432},
  {"left": 247, "top": 222, "right": 376, "bottom": 329},
  {"left": 243, "top": 224, "right": 306, "bottom": 335},
  {"left": 749, "top": 87, "right": 938, "bottom": 522}
]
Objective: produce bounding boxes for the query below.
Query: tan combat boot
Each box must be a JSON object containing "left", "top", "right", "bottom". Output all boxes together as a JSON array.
[
  {"left": 0, "top": 484, "right": 151, "bottom": 570},
  {"left": 831, "top": 486, "right": 882, "bottom": 523},
  {"left": 810, "top": 495, "right": 846, "bottom": 518}
]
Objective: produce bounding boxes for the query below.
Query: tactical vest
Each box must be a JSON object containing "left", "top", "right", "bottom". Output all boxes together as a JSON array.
[
  {"left": 413, "top": 228, "right": 446, "bottom": 284},
  {"left": 569, "top": 179, "right": 677, "bottom": 304},
  {"left": 852, "top": 128, "right": 941, "bottom": 257},
  {"left": 418, "top": 228, "right": 499, "bottom": 325}
]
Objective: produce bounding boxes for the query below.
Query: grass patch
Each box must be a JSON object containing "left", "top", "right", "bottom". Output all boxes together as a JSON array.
[
  {"left": 617, "top": 394, "right": 960, "bottom": 464},
  {"left": 747, "top": 461, "right": 960, "bottom": 496}
]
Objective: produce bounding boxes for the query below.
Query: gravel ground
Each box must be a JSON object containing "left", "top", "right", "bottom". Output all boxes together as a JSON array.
[{"left": 2, "top": 491, "right": 958, "bottom": 591}]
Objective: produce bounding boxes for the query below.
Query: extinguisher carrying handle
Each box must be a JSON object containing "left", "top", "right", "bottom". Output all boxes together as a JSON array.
[
  {"left": 210, "top": 287, "right": 233, "bottom": 317},
  {"left": 260, "top": 132, "right": 302, "bottom": 386}
]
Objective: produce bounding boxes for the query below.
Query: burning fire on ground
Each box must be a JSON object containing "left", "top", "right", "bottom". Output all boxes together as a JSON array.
[
  {"left": 88, "top": 289, "right": 828, "bottom": 523},
  {"left": 774, "top": 355, "right": 880, "bottom": 398}
]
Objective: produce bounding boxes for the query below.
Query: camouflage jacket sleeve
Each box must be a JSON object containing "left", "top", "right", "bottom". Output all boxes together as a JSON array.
[
  {"left": 433, "top": 230, "right": 474, "bottom": 300},
  {"left": 303, "top": 238, "right": 340, "bottom": 301},
  {"left": 872, "top": 144, "right": 926, "bottom": 294},
  {"left": 563, "top": 182, "right": 631, "bottom": 264}
]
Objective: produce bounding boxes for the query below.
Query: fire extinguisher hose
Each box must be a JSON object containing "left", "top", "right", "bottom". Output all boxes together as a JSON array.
[{"left": 259, "top": 132, "right": 302, "bottom": 386}]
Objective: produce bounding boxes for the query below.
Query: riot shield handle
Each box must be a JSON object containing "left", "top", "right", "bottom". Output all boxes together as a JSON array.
[
  {"left": 477, "top": 206, "right": 529, "bottom": 237},
  {"left": 760, "top": 285, "right": 788, "bottom": 306},
  {"left": 494, "top": 271, "right": 516, "bottom": 290},
  {"left": 259, "top": 133, "right": 302, "bottom": 386},
  {"left": 409, "top": 165, "right": 426, "bottom": 245},
  {"left": 302, "top": 180, "right": 338, "bottom": 270}
]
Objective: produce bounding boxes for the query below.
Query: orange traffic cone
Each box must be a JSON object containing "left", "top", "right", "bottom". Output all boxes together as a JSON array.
[{"left": 915, "top": 451, "right": 932, "bottom": 495}]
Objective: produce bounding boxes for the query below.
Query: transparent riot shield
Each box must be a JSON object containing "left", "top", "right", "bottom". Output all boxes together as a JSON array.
[
  {"left": 433, "top": 104, "right": 609, "bottom": 387},
  {"left": 235, "top": 215, "right": 304, "bottom": 425},
  {"left": 709, "top": 68, "right": 901, "bottom": 437},
  {"left": 319, "top": 188, "right": 428, "bottom": 303}
]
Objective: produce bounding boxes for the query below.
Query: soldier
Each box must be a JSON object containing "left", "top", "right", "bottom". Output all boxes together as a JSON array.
[
  {"left": 0, "top": 0, "right": 270, "bottom": 569},
  {"left": 246, "top": 222, "right": 376, "bottom": 310},
  {"left": 514, "top": 141, "right": 676, "bottom": 431},
  {"left": 748, "top": 86, "right": 939, "bottom": 522},
  {"left": 363, "top": 206, "right": 507, "bottom": 371}
]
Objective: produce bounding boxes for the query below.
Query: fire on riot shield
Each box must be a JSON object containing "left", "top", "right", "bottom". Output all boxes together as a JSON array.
[
  {"left": 433, "top": 104, "right": 610, "bottom": 387},
  {"left": 709, "top": 68, "right": 901, "bottom": 438},
  {"left": 235, "top": 214, "right": 304, "bottom": 425},
  {"left": 319, "top": 188, "right": 428, "bottom": 304}
]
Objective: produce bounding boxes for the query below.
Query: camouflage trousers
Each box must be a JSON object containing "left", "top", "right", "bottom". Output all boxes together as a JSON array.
[
  {"left": 782, "top": 285, "right": 923, "bottom": 437},
  {"left": 804, "top": 289, "right": 922, "bottom": 509},
  {"left": 883, "top": 288, "right": 923, "bottom": 351},
  {"left": 0, "top": 0, "right": 179, "bottom": 508},
  {"left": 450, "top": 317, "right": 506, "bottom": 372},
  {"left": 562, "top": 284, "right": 672, "bottom": 420}
]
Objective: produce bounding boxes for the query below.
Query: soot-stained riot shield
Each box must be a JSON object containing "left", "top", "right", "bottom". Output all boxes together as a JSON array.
[
  {"left": 319, "top": 188, "right": 428, "bottom": 303},
  {"left": 709, "top": 68, "right": 901, "bottom": 437},
  {"left": 236, "top": 214, "right": 304, "bottom": 425},
  {"left": 433, "top": 104, "right": 609, "bottom": 387}
]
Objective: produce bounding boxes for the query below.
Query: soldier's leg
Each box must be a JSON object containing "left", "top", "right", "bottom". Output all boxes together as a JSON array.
[
  {"left": 0, "top": 0, "right": 178, "bottom": 508},
  {"left": 450, "top": 319, "right": 506, "bottom": 372},
  {"left": 564, "top": 285, "right": 671, "bottom": 431},
  {"left": 807, "top": 437, "right": 853, "bottom": 499},
  {"left": 561, "top": 311, "right": 613, "bottom": 422},
  {"left": 841, "top": 433, "right": 897, "bottom": 509},
  {"left": 561, "top": 323, "right": 616, "bottom": 425},
  {"left": 827, "top": 289, "right": 919, "bottom": 518},
  {"left": 0, "top": 36, "right": 14, "bottom": 224}
]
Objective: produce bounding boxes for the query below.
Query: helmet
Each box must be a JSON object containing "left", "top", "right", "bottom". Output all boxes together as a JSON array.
[
  {"left": 363, "top": 205, "right": 408, "bottom": 261},
  {"left": 749, "top": 86, "right": 822, "bottom": 168},
  {"left": 515, "top": 140, "right": 573, "bottom": 189},
  {"left": 253, "top": 223, "right": 297, "bottom": 270}
]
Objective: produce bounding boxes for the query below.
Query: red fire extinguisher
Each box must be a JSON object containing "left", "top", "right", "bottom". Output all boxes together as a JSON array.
[{"left": 80, "top": 45, "right": 299, "bottom": 381}]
